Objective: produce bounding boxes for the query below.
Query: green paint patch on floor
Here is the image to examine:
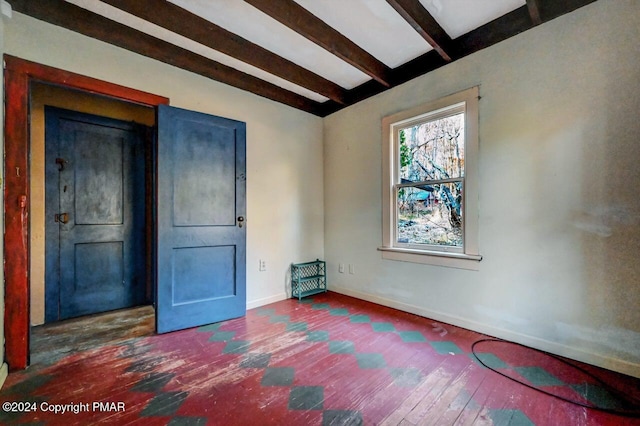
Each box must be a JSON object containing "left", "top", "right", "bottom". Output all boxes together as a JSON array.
[
  {"left": 261, "top": 367, "right": 295, "bottom": 386},
  {"left": 140, "top": 391, "right": 188, "bottom": 417},
  {"left": 570, "top": 383, "right": 623, "bottom": 409},
  {"left": 208, "top": 331, "right": 236, "bottom": 342},
  {"left": 515, "top": 366, "right": 564, "bottom": 387},
  {"left": 286, "top": 322, "right": 308, "bottom": 332},
  {"left": 289, "top": 386, "right": 324, "bottom": 410},
  {"left": 472, "top": 352, "right": 508, "bottom": 369},
  {"left": 196, "top": 323, "right": 223, "bottom": 332},
  {"left": 488, "top": 409, "right": 534, "bottom": 426},
  {"left": 430, "top": 341, "right": 463, "bottom": 355},
  {"left": 398, "top": 330, "right": 427, "bottom": 343},
  {"left": 371, "top": 322, "right": 395, "bottom": 332},
  {"left": 349, "top": 315, "right": 371, "bottom": 323}
]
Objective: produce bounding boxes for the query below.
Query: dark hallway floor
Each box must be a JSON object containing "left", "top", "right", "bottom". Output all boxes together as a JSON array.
[
  {"left": 29, "top": 305, "right": 155, "bottom": 367},
  {"left": 1, "top": 293, "right": 638, "bottom": 425}
]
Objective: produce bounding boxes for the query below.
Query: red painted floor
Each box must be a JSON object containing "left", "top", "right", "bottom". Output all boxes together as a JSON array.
[{"left": 1, "top": 292, "right": 639, "bottom": 425}]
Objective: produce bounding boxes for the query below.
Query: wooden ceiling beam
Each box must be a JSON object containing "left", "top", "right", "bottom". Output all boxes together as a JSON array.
[
  {"left": 535, "top": 0, "right": 598, "bottom": 23},
  {"left": 453, "top": 6, "right": 532, "bottom": 57},
  {"left": 319, "top": 7, "right": 534, "bottom": 117},
  {"left": 526, "top": 0, "right": 543, "bottom": 25},
  {"left": 12, "top": 0, "right": 601, "bottom": 118},
  {"left": 101, "top": 0, "right": 347, "bottom": 104},
  {"left": 385, "top": 0, "right": 453, "bottom": 61},
  {"left": 10, "top": 0, "right": 325, "bottom": 115},
  {"left": 244, "top": 0, "right": 392, "bottom": 87},
  {"left": 318, "top": 0, "right": 599, "bottom": 117}
]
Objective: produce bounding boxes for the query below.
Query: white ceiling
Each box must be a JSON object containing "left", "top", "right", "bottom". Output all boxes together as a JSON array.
[
  {"left": 64, "top": 0, "right": 526, "bottom": 103},
  {"left": 419, "top": 0, "right": 525, "bottom": 38}
]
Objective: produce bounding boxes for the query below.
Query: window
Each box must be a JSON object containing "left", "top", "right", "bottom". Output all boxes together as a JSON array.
[{"left": 380, "top": 87, "right": 481, "bottom": 269}]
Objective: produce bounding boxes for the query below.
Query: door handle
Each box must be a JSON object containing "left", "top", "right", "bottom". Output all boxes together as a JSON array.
[
  {"left": 237, "top": 216, "right": 245, "bottom": 228},
  {"left": 55, "top": 213, "right": 69, "bottom": 224}
]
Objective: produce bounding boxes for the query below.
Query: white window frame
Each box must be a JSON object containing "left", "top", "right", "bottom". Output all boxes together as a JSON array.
[{"left": 380, "top": 87, "right": 481, "bottom": 270}]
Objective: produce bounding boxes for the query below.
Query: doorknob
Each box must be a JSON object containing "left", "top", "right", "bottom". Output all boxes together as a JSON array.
[
  {"left": 55, "top": 213, "right": 69, "bottom": 224},
  {"left": 237, "top": 216, "right": 245, "bottom": 228}
]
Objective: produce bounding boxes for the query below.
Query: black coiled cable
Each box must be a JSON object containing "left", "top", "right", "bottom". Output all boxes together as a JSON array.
[{"left": 471, "top": 338, "right": 640, "bottom": 418}]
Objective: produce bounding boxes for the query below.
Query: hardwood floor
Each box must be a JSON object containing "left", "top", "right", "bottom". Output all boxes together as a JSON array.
[
  {"left": 1, "top": 293, "right": 638, "bottom": 425},
  {"left": 29, "top": 305, "right": 155, "bottom": 366}
]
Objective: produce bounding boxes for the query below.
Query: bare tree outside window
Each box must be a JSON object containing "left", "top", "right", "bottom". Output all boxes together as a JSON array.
[{"left": 397, "top": 112, "right": 465, "bottom": 247}]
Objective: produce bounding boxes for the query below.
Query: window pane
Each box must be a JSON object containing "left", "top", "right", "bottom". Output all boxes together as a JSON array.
[
  {"left": 397, "top": 183, "right": 463, "bottom": 247},
  {"left": 399, "top": 113, "right": 464, "bottom": 182}
]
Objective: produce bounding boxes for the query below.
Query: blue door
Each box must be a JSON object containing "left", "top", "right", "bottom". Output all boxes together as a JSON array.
[
  {"left": 156, "top": 105, "right": 246, "bottom": 333},
  {"left": 45, "top": 107, "right": 147, "bottom": 321}
]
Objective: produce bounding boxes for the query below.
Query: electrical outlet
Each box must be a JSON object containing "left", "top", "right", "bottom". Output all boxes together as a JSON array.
[
  {"left": 338, "top": 263, "right": 344, "bottom": 273},
  {"left": 259, "top": 259, "right": 266, "bottom": 272},
  {"left": 349, "top": 264, "right": 354, "bottom": 274}
]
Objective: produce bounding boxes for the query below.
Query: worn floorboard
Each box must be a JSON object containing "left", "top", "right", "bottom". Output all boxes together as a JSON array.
[
  {"left": 29, "top": 305, "right": 155, "bottom": 367},
  {"left": 1, "top": 293, "right": 638, "bottom": 425}
]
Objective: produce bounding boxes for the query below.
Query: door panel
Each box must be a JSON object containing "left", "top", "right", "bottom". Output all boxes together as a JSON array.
[
  {"left": 74, "top": 242, "right": 124, "bottom": 294},
  {"left": 172, "top": 246, "right": 236, "bottom": 304},
  {"left": 72, "top": 131, "right": 124, "bottom": 224},
  {"left": 45, "top": 107, "right": 146, "bottom": 321},
  {"left": 157, "top": 104, "right": 246, "bottom": 333},
  {"left": 172, "top": 120, "right": 237, "bottom": 226}
]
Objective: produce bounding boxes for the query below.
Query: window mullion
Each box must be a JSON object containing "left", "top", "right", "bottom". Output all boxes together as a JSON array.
[{"left": 397, "top": 177, "right": 463, "bottom": 188}]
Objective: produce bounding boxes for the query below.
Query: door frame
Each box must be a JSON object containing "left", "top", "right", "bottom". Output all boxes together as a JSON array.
[{"left": 3, "top": 55, "right": 169, "bottom": 370}]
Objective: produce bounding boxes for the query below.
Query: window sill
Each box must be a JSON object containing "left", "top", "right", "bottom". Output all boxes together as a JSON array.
[{"left": 378, "top": 247, "right": 482, "bottom": 270}]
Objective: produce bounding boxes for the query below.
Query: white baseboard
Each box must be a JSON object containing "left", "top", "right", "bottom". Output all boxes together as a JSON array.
[
  {"left": 247, "top": 292, "right": 288, "bottom": 310},
  {"left": 0, "top": 362, "right": 8, "bottom": 390},
  {"left": 330, "top": 285, "right": 640, "bottom": 379}
]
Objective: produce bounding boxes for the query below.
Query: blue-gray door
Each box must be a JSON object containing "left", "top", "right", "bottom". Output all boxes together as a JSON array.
[
  {"left": 156, "top": 105, "right": 246, "bottom": 333},
  {"left": 45, "top": 107, "right": 147, "bottom": 321}
]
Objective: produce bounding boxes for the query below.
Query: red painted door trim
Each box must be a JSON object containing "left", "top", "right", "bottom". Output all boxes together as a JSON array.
[{"left": 3, "top": 55, "right": 169, "bottom": 370}]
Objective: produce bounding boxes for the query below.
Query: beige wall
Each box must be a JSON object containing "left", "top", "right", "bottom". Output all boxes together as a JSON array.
[
  {"left": 324, "top": 0, "right": 640, "bottom": 377},
  {"left": 29, "top": 83, "right": 155, "bottom": 325},
  {"left": 4, "top": 11, "right": 325, "bottom": 332}
]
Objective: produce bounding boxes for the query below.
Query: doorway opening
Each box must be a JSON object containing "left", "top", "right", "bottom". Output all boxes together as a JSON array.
[
  {"left": 5, "top": 56, "right": 247, "bottom": 371},
  {"left": 3, "top": 55, "right": 170, "bottom": 370},
  {"left": 29, "top": 83, "right": 157, "bottom": 364}
]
